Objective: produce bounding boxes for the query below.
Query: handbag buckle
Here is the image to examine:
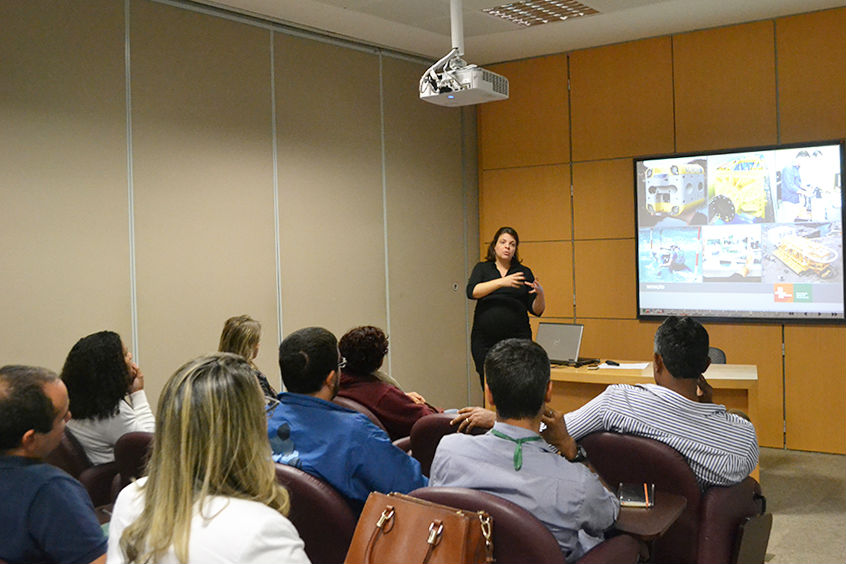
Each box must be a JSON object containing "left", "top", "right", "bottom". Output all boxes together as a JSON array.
[
  {"left": 479, "top": 513, "right": 494, "bottom": 561},
  {"left": 427, "top": 520, "right": 444, "bottom": 546},
  {"left": 376, "top": 505, "right": 396, "bottom": 530}
]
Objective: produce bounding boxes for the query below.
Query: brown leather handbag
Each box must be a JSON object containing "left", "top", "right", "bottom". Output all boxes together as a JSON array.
[{"left": 344, "top": 492, "right": 494, "bottom": 564}]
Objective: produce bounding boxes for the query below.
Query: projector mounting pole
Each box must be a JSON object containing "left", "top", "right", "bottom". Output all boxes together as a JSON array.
[{"left": 450, "top": 0, "right": 464, "bottom": 56}]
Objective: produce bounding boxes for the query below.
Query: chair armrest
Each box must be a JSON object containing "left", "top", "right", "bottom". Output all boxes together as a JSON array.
[
  {"left": 392, "top": 435, "right": 411, "bottom": 453},
  {"left": 697, "top": 476, "right": 764, "bottom": 564},
  {"left": 78, "top": 461, "right": 120, "bottom": 507},
  {"left": 576, "top": 533, "right": 643, "bottom": 564}
]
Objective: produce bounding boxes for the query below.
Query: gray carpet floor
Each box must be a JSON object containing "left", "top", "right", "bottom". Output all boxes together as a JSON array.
[{"left": 759, "top": 447, "right": 845, "bottom": 564}]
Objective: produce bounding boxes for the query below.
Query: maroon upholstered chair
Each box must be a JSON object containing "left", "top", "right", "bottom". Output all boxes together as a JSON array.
[
  {"left": 332, "top": 395, "right": 411, "bottom": 452},
  {"left": 332, "top": 396, "right": 388, "bottom": 432},
  {"left": 112, "top": 431, "right": 154, "bottom": 500},
  {"left": 409, "top": 413, "right": 487, "bottom": 476},
  {"left": 581, "top": 431, "right": 770, "bottom": 564},
  {"left": 44, "top": 428, "right": 118, "bottom": 507},
  {"left": 409, "top": 486, "right": 641, "bottom": 564},
  {"left": 275, "top": 463, "right": 357, "bottom": 564}
]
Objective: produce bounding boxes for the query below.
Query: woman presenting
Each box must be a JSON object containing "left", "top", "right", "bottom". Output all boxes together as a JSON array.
[{"left": 467, "top": 226, "right": 545, "bottom": 389}]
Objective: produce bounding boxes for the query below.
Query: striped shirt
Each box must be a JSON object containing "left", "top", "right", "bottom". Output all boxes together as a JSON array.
[{"left": 564, "top": 384, "right": 759, "bottom": 488}]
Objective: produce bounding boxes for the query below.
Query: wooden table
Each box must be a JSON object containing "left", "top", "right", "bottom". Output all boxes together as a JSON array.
[{"left": 548, "top": 362, "right": 759, "bottom": 429}]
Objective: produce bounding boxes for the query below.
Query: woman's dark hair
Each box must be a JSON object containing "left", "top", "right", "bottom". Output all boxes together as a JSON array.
[
  {"left": 61, "top": 331, "right": 130, "bottom": 420},
  {"left": 339, "top": 326, "right": 389, "bottom": 375},
  {"left": 484, "top": 226, "right": 521, "bottom": 264}
]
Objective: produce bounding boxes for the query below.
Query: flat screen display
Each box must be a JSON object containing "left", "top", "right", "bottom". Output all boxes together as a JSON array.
[{"left": 634, "top": 140, "right": 845, "bottom": 322}]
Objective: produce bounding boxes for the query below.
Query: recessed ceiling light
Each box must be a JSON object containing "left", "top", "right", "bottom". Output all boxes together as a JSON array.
[{"left": 483, "top": 0, "right": 598, "bottom": 27}]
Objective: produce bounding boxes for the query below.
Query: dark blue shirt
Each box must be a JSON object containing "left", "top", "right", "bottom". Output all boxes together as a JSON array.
[
  {"left": 267, "top": 393, "right": 427, "bottom": 510},
  {"left": 0, "top": 456, "right": 107, "bottom": 564}
]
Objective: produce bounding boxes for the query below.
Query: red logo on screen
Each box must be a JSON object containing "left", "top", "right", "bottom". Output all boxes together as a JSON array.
[{"left": 774, "top": 284, "right": 793, "bottom": 302}]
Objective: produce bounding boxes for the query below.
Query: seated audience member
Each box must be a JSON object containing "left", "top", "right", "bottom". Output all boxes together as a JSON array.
[
  {"left": 218, "top": 314, "right": 278, "bottom": 402},
  {"left": 61, "top": 331, "right": 155, "bottom": 464},
  {"left": 430, "top": 339, "right": 619, "bottom": 562},
  {"left": 108, "top": 353, "right": 308, "bottom": 564},
  {"left": 451, "top": 316, "right": 759, "bottom": 488},
  {"left": 0, "top": 365, "right": 107, "bottom": 564},
  {"left": 337, "top": 325, "right": 439, "bottom": 440},
  {"left": 267, "top": 327, "right": 427, "bottom": 510}
]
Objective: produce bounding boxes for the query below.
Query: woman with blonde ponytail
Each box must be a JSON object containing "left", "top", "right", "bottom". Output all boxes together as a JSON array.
[{"left": 106, "top": 353, "right": 309, "bottom": 564}]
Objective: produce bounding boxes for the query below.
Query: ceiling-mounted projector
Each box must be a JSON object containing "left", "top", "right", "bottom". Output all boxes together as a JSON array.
[{"left": 419, "top": 0, "right": 509, "bottom": 107}]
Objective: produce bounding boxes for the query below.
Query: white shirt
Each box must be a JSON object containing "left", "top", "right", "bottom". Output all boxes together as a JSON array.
[
  {"left": 107, "top": 478, "right": 310, "bottom": 564},
  {"left": 564, "top": 383, "right": 759, "bottom": 488},
  {"left": 68, "top": 390, "right": 156, "bottom": 465}
]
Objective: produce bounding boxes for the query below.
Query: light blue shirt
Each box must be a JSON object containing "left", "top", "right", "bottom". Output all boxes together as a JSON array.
[{"left": 430, "top": 422, "right": 619, "bottom": 562}]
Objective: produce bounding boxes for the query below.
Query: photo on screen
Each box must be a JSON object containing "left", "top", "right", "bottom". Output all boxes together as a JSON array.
[{"left": 634, "top": 140, "right": 845, "bottom": 322}]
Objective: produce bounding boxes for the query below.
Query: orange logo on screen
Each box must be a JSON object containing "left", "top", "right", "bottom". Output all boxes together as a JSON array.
[{"left": 774, "top": 284, "right": 793, "bottom": 302}]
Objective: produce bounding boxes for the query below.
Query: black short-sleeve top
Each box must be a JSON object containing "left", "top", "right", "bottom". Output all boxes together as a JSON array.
[{"left": 466, "top": 261, "right": 539, "bottom": 339}]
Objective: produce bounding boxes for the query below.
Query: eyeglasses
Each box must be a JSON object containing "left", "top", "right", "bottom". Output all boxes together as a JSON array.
[{"left": 338, "top": 357, "right": 347, "bottom": 370}]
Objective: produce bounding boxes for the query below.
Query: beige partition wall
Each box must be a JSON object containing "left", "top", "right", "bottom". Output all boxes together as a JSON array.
[
  {"left": 478, "top": 7, "right": 846, "bottom": 453},
  {"left": 274, "top": 35, "right": 386, "bottom": 339},
  {"left": 0, "top": 0, "right": 131, "bottom": 371},
  {"left": 382, "top": 57, "right": 471, "bottom": 408},
  {"left": 130, "top": 1, "right": 279, "bottom": 400}
]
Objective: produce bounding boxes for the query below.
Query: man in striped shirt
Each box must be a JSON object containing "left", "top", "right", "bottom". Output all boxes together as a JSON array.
[{"left": 451, "top": 316, "right": 759, "bottom": 488}]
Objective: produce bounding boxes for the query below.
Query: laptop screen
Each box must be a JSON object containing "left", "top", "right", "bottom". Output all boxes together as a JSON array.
[{"left": 535, "top": 322, "right": 584, "bottom": 364}]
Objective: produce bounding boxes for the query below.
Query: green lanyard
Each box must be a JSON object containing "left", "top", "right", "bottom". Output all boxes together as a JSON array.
[{"left": 489, "top": 429, "right": 541, "bottom": 471}]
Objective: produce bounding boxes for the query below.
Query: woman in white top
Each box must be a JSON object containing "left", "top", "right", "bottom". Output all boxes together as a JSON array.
[
  {"left": 61, "top": 331, "right": 155, "bottom": 464},
  {"left": 107, "top": 353, "right": 309, "bottom": 564}
]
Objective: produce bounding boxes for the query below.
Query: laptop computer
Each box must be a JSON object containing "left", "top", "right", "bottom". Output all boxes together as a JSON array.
[{"left": 535, "top": 322, "right": 599, "bottom": 367}]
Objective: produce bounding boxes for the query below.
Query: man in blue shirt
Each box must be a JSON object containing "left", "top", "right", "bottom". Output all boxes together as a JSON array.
[
  {"left": 430, "top": 339, "right": 619, "bottom": 562},
  {"left": 0, "top": 365, "right": 107, "bottom": 564},
  {"left": 267, "top": 327, "right": 426, "bottom": 511}
]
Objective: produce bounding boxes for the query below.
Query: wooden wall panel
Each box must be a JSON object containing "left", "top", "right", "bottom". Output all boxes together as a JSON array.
[
  {"left": 574, "top": 239, "right": 637, "bottom": 318},
  {"left": 776, "top": 8, "right": 846, "bottom": 143},
  {"left": 576, "top": 318, "right": 660, "bottom": 360},
  {"left": 479, "top": 55, "right": 569, "bottom": 170},
  {"left": 702, "top": 323, "right": 784, "bottom": 448},
  {"left": 274, "top": 35, "right": 386, "bottom": 338},
  {"left": 480, "top": 165, "right": 571, "bottom": 243},
  {"left": 573, "top": 159, "right": 635, "bottom": 240},
  {"left": 0, "top": 0, "right": 130, "bottom": 371},
  {"left": 131, "top": 2, "right": 279, "bottom": 402},
  {"left": 784, "top": 325, "right": 846, "bottom": 453},
  {"left": 673, "top": 21, "right": 777, "bottom": 152},
  {"left": 519, "top": 242, "right": 574, "bottom": 319},
  {"left": 383, "top": 57, "right": 470, "bottom": 409},
  {"left": 570, "top": 37, "right": 674, "bottom": 161}
]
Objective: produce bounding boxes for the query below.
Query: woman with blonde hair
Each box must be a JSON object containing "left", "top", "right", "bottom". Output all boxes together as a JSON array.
[
  {"left": 218, "top": 315, "right": 277, "bottom": 401},
  {"left": 107, "top": 353, "right": 309, "bottom": 564}
]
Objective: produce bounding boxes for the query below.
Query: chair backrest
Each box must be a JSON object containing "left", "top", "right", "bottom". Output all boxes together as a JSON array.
[
  {"left": 408, "top": 486, "right": 566, "bottom": 564},
  {"left": 708, "top": 346, "right": 727, "bottom": 364},
  {"left": 581, "top": 432, "right": 701, "bottom": 564},
  {"left": 45, "top": 428, "right": 119, "bottom": 507},
  {"left": 44, "top": 427, "right": 92, "bottom": 478},
  {"left": 274, "top": 463, "right": 357, "bottom": 564},
  {"left": 332, "top": 395, "right": 388, "bottom": 433},
  {"left": 113, "top": 431, "right": 154, "bottom": 498},
  {"left": 409, "top": 413, "right": 487, "bottom": 476}
]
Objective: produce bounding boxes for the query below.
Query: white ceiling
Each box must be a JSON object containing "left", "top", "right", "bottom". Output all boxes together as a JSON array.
[{"left": 194, "top": 0, "right": 844, "bottom": 64}]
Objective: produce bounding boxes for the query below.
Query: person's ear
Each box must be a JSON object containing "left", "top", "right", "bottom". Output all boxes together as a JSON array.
[
  {"left": 324, "top": 370, "right": 336, "bottom": 389},
  {"left": 19, "top": 429, "right": 38, "bottom": 453},
  {"left": 544, "top": 381, "right": 553, "bottom": 403},
  {"left": 484, "top": 382, "right": 495, "bottom": 409},
  {"left": 653, "top": 352, "right": 663, "bottom": 372}
]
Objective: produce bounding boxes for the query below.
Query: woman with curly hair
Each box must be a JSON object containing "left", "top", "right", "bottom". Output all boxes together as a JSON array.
[
  {"left": 217, "top": 315, "right": 277, "bottom": 402},
  {"left": 337, "top": 326, "right": 439, "bottom": 441},
  {"left": 107, "top": 353, "right": 308, "bottom": 563},
  {"left": 61, "top": 331, "right": 154, "bottom": 465}
]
